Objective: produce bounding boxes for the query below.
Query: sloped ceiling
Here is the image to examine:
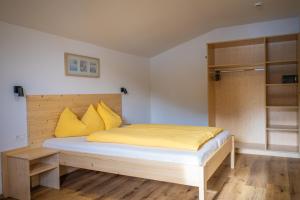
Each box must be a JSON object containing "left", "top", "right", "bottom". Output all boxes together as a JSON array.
[{"left": 0, "top": 0, "right": 299, "bottom": 57}]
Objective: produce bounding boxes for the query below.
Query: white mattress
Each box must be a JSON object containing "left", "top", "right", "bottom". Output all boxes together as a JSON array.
[{"left": 43, "top": 130, "right": 230, "bottom": 166}]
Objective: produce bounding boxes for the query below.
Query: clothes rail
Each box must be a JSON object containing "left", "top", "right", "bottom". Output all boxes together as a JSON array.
[{"left": 210, "top": 67, "right": 265, "bottom": 74}]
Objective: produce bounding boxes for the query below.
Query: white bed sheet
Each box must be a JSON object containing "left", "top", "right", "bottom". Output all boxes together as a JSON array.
[{"left": 43, "top": 130, "right": 230, "bottom": 166}]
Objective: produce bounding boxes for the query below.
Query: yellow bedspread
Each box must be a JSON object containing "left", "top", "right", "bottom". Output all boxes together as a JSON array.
[{"left": 86, "top": 124, "right": 223, "bottom": 151}]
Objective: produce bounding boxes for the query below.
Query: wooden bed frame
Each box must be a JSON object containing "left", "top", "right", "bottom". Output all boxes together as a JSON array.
[{"left": 2, "top": 94, "right": 235, "bottom": 200}]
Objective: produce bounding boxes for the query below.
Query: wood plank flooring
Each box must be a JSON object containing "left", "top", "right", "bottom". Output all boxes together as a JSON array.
[{"left": 4, "top": 154, "right": 300, "bottom": 200}]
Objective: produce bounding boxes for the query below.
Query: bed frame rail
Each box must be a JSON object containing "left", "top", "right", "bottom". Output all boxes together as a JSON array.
[
  {"left": 59, "top": 136, "right": 235, "bottom": 200},
  {"left": 60, "top": 150, "right": 202, "bottom": 187}
]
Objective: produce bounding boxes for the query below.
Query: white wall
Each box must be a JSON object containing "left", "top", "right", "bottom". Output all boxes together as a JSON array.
[
  {"left": 150, "top": 17, "right": 300, "bottom": 125},
  {"left": 0, "top": 21, "right": 151, "bottom": 194}
]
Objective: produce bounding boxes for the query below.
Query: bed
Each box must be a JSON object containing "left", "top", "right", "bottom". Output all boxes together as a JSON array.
[
  {"left": 43, "top": 130, "right": 231, "bottom": 166},
  {"left": 2, "top": 94, "right": 235, "bottom": 200}
]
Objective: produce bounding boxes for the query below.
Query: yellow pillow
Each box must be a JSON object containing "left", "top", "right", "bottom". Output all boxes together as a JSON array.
[
  {"left": 97, "top": 102, "right": 122, "bottom": 130},
  {"left": 55, "top": 108, "right": 87, "bottom": 137},
  {"left": 81, "top": 104, "right": 105, "bottom": 134},
  {"left": 100, "top": 101, "right": 121, "bottom": 118}
]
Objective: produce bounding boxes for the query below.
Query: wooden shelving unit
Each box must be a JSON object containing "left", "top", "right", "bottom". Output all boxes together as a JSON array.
[
  {"left": 265, "top": 34, "right": 299, "bottom": 152},
  {"left": 207, "top": 33, "right": 300, "bottom": 154}
]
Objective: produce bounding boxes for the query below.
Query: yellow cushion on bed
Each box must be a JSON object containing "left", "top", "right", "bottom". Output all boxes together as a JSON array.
[
  {"left": 87, "top": 124, "right": 223, "bottom": 151},
  {"left": 81, "top": 105, "right": 105, "bottom": 134},
  {"left": 97, "top": 101, "right": 122, "bottom": 130},
  {"left": 55, "top": 108, "right": 87, "bottom": 137}
]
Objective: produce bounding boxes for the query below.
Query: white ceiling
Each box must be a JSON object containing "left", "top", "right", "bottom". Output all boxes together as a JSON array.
[{"left": 0, "top": 0, "right": 299, "bottom": 57}]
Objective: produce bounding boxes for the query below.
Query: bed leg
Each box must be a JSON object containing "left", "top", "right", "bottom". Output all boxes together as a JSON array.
[
  {"left": 230, "top": 136, "right": 235, "bottom": 169},
  {"left": 198, "top": 168, "right": 207, "bottom": 200}
]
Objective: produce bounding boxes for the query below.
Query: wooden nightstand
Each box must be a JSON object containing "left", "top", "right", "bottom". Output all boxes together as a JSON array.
[{"left": 5, "top": 148, "right": 60, "bottom": 200}]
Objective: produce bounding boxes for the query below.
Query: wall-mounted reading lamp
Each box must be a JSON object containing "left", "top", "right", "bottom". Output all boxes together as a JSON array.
[
  {"left": 14, "top": 86, "right": 24, "bottom": 97},
  {"left": 213, "top": 71, "right": 221, "bottom": 81},
  {"left": 120, "top": 87, "right": 128, "bottom": 95}
]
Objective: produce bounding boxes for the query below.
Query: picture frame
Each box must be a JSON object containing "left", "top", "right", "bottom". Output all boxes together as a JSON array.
[{"left": 64, "top": 53, "right": 100, "bottom": 78}]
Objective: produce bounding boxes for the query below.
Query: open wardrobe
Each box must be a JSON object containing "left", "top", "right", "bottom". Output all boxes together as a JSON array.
[{"left": 208, "top": 33, "right": 300, "bottom": 156}]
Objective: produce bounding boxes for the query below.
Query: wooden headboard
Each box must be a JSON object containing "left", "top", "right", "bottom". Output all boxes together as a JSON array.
[{"left": 27, "top": 94, "right": 122, "bottom": 147}]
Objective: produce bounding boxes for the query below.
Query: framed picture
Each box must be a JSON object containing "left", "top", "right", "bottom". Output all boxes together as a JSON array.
[{"left": 64, "top": 53, "right": 100, "bottom": 78}]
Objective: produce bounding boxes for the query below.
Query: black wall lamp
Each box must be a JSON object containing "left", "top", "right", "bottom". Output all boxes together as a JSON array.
[
  {"left": 14, "top": 86, "right": 24, "bottom": 97},
  {"left": 120, "top": 87, "right": 128, "bottom": 95},
  {"left": 213, "top": 71, "right": 221, "bottom": 81}
]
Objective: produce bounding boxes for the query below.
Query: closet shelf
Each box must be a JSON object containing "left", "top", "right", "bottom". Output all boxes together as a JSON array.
[
  {"left": 268, "top": 144, "right": 299, "bottom": 152},
  {"left": 208, "top": 63, "right": 264, "bottom": 69},
  {"left": 266, "top": 60, "right": 298, "bottom": 65},
  {"left": 266, "top": 125, "right": 298, "bottom": 132},
  {"left": 266, "top": 106, "right": 299, "bottom": 109},
  {"left": 210, "top": 60, "right": 298, "bottom": 68},
  {"left": 266, "top": 83, "right": 298, "bottom": 87}
]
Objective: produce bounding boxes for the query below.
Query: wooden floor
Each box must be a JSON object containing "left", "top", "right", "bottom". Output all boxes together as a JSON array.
[{"left": 5, "top": 154, "right": 300, "bottom": 200}]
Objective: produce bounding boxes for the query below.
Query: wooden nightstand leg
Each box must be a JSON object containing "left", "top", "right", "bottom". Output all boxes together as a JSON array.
[{"left": 7, "top": 158, "right": 31, "bottom": 200}]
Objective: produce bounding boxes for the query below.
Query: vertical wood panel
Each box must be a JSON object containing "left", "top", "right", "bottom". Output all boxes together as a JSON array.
[
  {"left": 207, "top": 45, "right": 216, "bottom": 126},
  {"left": 266, "top": 34, "right": 299, "bottom": 151},
  {"left": 214, "top": 44, "right": 265, "bottom": 65},
  {"left": 7, "top": 158, "right": 30, "bottom": 200},
  {"left": 264, "top": 37, "right": 268, "bottom": 150},
  {"left": 215, "top": 70, "right": 265, "bottom": 144}
]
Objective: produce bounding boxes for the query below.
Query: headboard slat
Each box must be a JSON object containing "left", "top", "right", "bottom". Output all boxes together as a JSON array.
[{"left": 27, "top": 94, "right": 122, "bottom": 147}]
